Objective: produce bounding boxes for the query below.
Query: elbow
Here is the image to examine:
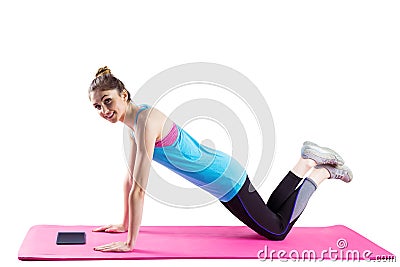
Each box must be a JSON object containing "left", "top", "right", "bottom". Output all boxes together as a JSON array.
[{"left": 130, "top": 187, "right": 146, "bottom": 200}]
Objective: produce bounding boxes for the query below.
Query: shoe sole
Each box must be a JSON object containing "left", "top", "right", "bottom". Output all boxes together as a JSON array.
[{"left": 302, "top": 141, "right": 345, "bottom": 166}]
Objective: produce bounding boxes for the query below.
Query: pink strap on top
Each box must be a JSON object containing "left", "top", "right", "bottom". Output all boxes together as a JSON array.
[{"left": 155, "top": 123, "right": 178, "bottom": 147}]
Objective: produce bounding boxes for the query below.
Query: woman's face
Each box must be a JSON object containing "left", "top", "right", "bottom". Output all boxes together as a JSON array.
[{"left": 90, "top": 89, "right": 128, "bottom": 123}]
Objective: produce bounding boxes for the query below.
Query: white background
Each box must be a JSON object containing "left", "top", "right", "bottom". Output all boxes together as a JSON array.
[{"left": 1, "top": 1, "right": 399, "bottom": 266}]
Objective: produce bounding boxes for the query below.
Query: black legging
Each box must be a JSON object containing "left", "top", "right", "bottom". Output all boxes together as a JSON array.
[{"left": 220, "top": 171, "right": 317, "bottom": 240}]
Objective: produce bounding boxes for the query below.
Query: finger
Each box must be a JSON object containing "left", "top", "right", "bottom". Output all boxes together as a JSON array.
[
  {"left": 100, "top": 247, "right": 120, "bottom": 252},
  {"left": 96, "top": 242, "right": 128, "bottom": 252},
  {"left": 94, "top": 245, "right": 109, "bottom": 251},
  {"left": 98, "top": 244, "right": 122, "bottom": 252},
  {"left": 96, "top": 243, "right": 116, "bottom": 249},
  {"left": 105, "top": 228, "right": 123, "bottom": 233},
  {"left": 94, "top": 242, "right": 117, "bottom": 250},
  {"left": 93, "top": 226, "right": 107, "bottom": 232},
  {"left": 101, "top": 245, "right": 128, "bottom": 252},
  {"left": 93, "top": 225, "right": 112, "bottom": 232},
  {"left": 95, "top": 245, "right": 114, "bottom": 251}
]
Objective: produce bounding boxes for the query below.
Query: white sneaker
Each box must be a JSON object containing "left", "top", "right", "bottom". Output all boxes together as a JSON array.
[
  {"left": 315, "top": 164, "right": 353, "bottom": 183},
  {"left": 301, "top": 141, "right": 345, "bottom": 166}
]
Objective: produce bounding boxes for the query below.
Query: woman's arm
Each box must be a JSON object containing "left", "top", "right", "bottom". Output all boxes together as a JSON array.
[
  {"left": 122, "top": 136, "right": 137, "bottom": 229},
  {"left": 126, "top": 119, "right": 157, "bottom": 248},
  {"left": 122, "top": 174, "right": 132, "bottom": 229},
  {"left": 94, "top": 112, "right": 158, "bottom": 252}
]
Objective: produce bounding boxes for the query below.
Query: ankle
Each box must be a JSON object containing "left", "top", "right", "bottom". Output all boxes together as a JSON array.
[
  {"left": 301, "top": 157, "right": 317, "bottom": 168},
  {"left": 308, "top": 167, "right": 330, "bottom": 186},
  {"left": 313, "top": 167, "right": 330, "bottom": 178},
  {"left": 291, "top": 158, "right": 317, "bottom": 178}
]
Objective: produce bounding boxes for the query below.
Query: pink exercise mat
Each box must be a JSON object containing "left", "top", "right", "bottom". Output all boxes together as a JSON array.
[{"left": 18, "top": 225, "right": 394, "bottom": 261}]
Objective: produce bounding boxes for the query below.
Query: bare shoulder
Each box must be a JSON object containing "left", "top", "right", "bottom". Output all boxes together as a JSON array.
[
  {"left": 137, "top": 106, "right": 165, "bottom": 126},
  {"left": 136, "top": 106, "right": 169, "bottom": 139}
]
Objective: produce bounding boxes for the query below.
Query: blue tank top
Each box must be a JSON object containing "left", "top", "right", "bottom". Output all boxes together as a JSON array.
[{"left": 130, "top": 104, "right": 247, "bottom": 202}]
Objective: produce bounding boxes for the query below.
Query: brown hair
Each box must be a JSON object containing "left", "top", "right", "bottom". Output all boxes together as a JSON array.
[{"left": 88, "top": 66, "right": 131, "bottom": 101}]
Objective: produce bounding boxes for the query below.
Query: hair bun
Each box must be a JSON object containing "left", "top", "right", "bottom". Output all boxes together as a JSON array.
[{"left": 95, "top": 66, "right": 111, "bottom": 78}]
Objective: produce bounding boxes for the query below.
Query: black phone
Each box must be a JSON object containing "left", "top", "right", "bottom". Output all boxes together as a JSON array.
[{"left": 56, "top": 232, "right": 86, "bottom": 245}]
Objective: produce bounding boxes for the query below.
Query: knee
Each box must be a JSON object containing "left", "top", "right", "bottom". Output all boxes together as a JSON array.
[
  {"left": 257, "top": 230, "right": 288, "bottom": 241},
  {"left": 268, "top": 234, "right": 287, "bottom": 241}
]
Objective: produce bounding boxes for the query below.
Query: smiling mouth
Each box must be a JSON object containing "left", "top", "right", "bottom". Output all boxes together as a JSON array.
[{"left": 105, "top": 112, "right": 115, "bottom": 119}]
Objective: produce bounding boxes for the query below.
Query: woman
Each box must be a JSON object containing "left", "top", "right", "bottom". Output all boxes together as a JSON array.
[{"left": 89, "top": 66, "right": 353, "bottom": 252}]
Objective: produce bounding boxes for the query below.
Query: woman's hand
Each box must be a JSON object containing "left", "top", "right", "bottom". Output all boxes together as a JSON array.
[
  {"left": 92, "top": 224, "right": 127, "bottom": 233},
  {"left": 94, "top": 241, "right": 133, "bottom": 252}
]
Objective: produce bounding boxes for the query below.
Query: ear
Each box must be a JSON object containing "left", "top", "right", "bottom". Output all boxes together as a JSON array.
[{"left": 121, "top": 89, "right": 128, "bottom": 102}]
